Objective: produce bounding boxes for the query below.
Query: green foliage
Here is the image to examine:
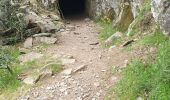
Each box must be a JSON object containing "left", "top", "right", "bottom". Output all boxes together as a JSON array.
[
  {"left": 97, "top": 21, "right": 123, "bottom": 47},
  {"left": 0, "top": 46, "right": 20, "bottom": 72},
  {"left": 113, "top": 35, "right": 170, "bottom": 99},
  {"left": 0, "top": 69, "right": 21, "bottom": 92},
  {"left": 98, "top": 21, "right": 114, "bottom": 45},
  {"left": 97, "top": 21, "right": 117, "bottom": 41},
  {"left": 0, "top": 46, "right": 21, "bottom": 92},
  {"left": 0, "top": 0, "right": 27, "bottom": 44},
  {"left": 50, "top": 63, "right": 62, "bottom": 74},
  {"left": 140, "top": 30, "right": 169, "bottom": 45}
]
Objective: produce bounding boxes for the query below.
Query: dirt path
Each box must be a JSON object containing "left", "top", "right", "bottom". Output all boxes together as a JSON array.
[{"left": 18, "top": 17, "right": 128, "bottom": 100}]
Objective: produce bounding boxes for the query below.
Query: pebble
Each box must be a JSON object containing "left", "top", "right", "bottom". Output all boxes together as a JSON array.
[
  {"left": 62, "top": 68, "right": 73, "bottom": 75},
  {"left": 94, "top": 82, "right": 100, "bottom": 87},
  {"left": 59, "top": 87, "right": 67, "bottom": 92},
  {"left": 60, "top": 28, "right": 65, "bottom": 32},
  {"left": 96, "top": 92, "right": 101, "bottom": 96},
  {"left": 101, "top": 70, "right": 106, "bottom": 72},
  {"left": 64, "top": 91, "right": 68, "bottom": 95},
  {"left": 46, "top": 86, "right": 53, "bottom": 90},
  {"left": 92, "top": 98, "right": 96, "bottom": 100}
]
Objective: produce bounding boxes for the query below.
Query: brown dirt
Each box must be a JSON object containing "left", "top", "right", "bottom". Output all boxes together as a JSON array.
[{"left": 18, "top": 17, "right": 129, "bottom": 100}]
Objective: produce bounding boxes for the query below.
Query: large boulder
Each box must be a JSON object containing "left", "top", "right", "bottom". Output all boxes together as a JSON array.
[
  {"left": 151, "top": 0, "right": 170, "bottom": 36},
  {"left": 87, "top": 0, "right": 121, "bottom": 19},
  {"left": 113, "top": 0, "right": 134, "bottom": 32},
  {"left": 19, "top": 52, "right": 43, "bottom": 63}
]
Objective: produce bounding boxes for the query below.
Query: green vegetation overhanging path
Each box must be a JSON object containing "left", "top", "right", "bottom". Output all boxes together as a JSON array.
[{"left": 18, "top": 17, "right": 128, "bottom": 100}]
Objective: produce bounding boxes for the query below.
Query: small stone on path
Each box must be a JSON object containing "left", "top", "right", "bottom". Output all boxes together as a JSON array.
[
  {"left": 62, "top": 68, "right": 73, "bottom": 75},
  {"left": 94, "top": 82, "right": 100, "bottom": 87}
]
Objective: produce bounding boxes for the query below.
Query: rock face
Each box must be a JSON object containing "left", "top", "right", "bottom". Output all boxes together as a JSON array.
[
  {"left": 113, "top": 0, "right": 134, "bottom": 32},
  {"left": 86, "top": 0, "right": 142, "bottom": 32},
  {"left": 0, "top": 0, "right": 169, "bottom": 44},
  {"left": 87, "top": 0, "right": 121, "bottom": 19},
  {"left": 0, "top": 0, "right": 63, "bottom": 45},
  {"left": 151, "top": 0, "right": 170, "bottom": 36}
]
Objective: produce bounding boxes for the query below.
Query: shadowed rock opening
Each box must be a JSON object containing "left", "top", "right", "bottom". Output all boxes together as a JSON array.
[{"left": 59, "top": 0, "right": 86, "bottom": 19}]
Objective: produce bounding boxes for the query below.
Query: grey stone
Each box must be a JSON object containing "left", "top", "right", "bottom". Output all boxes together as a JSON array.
[
  {"left": 24, "top": 37, "right": 33, "bottom": 48},
  {"left": 94, "top": 82, "right": 100, "bottom": 87},
  {"left": 105, "top": 32, "right": 122, "bottom": 46},
  {"left": 25, "top": 11, "right": 60, "bottom": 33},
  {"left": 19, "top": 52, "right": 43, "bottom": 63},
  {"left": 151, "top": 0, "right": 170, "bottom": 36},
  {"left": 23, "top": 74, "right": 40, "bottom": 85},
  {"left": 62, "top": 68, "right": 73, "bottom": 75},
  {"left": 34, "top": 37, "right": 57, "bottom": 44}
]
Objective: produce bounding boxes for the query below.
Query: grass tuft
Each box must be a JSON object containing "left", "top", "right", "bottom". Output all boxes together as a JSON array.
[
  {"left": 140, "top": 30, "right": 168, "bottom": 45},
  {"left": 0, "top": 46, "right": 21, "bottom": 92},
  {"left": 112, "top": 35, "right": 170, "bottom": 99},
  {"left": 97, "top": 21, "right": 117, "bottom": 41}
]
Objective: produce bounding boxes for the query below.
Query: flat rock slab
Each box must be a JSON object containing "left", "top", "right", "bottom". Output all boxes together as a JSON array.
[
  {"left": 19, "top": 52, "right": 43, "bottom": 63},
  {"left": 61, "top": 68, "right": 72, "bottom": 75},
  {"left": 23, "top": 74, "right": 40, "bottom": 85},
  {"left": 34, "top": 37, "right": 57, "bottom": 44}
]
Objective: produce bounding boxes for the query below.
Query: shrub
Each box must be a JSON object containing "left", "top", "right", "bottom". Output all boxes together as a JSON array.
[
  {"left": 0, "top": 46, "right": 21, "bottom": 92},
  {"left": 113, "top": 36, "right": 170, "bottom": 99},
  {"left": 0, "top": 0, "right": 27, "bottom": 45}
]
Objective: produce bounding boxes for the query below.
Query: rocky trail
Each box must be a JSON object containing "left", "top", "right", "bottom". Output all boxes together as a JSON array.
[{"left": 18, "top": 17, "right": 129, "bottom": 100}]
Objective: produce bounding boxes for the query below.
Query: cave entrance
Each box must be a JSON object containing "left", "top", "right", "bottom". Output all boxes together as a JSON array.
[{"left": 59, "top": 0, "right": 87, "bottom": 19}]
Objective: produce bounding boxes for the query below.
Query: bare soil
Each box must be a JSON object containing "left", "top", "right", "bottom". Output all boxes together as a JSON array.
[{"left": 18, "top": 17, "right": 129, "bottom": 100}]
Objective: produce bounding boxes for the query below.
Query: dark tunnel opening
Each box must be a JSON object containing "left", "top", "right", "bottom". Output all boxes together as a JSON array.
[{"left": 59, "top": 0, "right": 87, "bottom": 19}]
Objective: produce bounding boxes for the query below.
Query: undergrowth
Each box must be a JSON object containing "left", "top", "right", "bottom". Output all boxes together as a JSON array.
[
  {"left": 110, "top": 30, "right": 170, "bottom": 99},
  {"left": 97, "top": 19, "right": 123, "bottom": 47},
  {"left": 0, "top": 46, "right": 21, "bottom": 93},
  {"left": 97, "top": 21, "right": 117, "bottom": 41},
  {"left": 0, "top": 46, "right": 62, "bottom": 94},
  {"left": 0, "top": 0, "right": 28, "bottom": 45}
]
